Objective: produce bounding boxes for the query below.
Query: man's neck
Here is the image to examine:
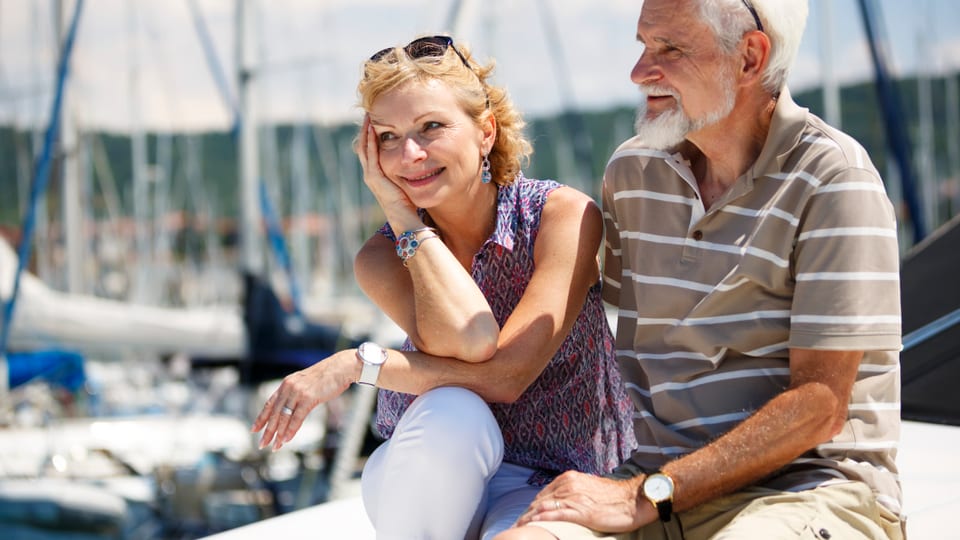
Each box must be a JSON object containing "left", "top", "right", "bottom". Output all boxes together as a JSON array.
[{"left": 685, "top": 93, "right": 777, "bottom": 209}]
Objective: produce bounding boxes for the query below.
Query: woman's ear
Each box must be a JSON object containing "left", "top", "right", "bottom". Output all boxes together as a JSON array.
[{"left": 480, "top": 110, "right": 497, "bottom": 154}]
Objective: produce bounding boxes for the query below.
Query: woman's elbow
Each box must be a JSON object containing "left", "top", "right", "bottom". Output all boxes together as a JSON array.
[{"left": 455, "top": 315, "right": 500, "bottom": 363}]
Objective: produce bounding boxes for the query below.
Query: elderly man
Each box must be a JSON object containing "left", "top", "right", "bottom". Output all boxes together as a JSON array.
[{"left": 496, "top": 0, "right": 904, "bottom": 539}]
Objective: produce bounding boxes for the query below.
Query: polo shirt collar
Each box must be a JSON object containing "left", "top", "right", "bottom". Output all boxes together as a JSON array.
[{"left": 753, "top": 86, "right": 808, "bottom": 176}]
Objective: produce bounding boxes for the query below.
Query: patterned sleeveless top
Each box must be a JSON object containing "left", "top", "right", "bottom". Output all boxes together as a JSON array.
[{"left": 375, "top": 175, "right": 636, "bottom": 486}]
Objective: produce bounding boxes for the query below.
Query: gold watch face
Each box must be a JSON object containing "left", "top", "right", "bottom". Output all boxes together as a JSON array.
[{"left": 644, "top": 474, "right": 674, "bottom": 502}]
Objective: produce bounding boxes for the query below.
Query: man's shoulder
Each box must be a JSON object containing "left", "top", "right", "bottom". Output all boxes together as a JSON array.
[
  {"left": 791, "top": 110, "right": 879, "bottom": 175},
  {"left": 766, "top": 89, "right": 881, "bottom": 183}
]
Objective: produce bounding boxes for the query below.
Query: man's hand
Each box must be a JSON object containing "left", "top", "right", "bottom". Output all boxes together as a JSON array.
[{"left": 516, "top": 471, "right": 655, "bottom": 533}]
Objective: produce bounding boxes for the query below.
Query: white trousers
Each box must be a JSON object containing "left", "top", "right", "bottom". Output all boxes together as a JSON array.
[{"left": 361, "top": 387, "right": 541, "bottom": 540}]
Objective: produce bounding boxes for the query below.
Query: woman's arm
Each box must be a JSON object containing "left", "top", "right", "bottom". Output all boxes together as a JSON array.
[
  {"left": 371, "top": 185, "right": 605, "bottom": 403},
  {"left": 353, "top": 117, "right": 499, "bottom": 361},
  {"left": 255, "top": 186, "right": 607, "bottom": 450},
  {"left": 354, "top": 231, "right": 499, "bottom": 363}
]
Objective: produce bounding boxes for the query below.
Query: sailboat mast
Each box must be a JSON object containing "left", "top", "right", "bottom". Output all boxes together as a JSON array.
[
  {"left": 128, "top": 1, "right": 150, "bottom": 303},
  {"left": 57, "top": 0, "right": 84, "bottom": 295},
  {"left": 946, "top": 71, "right": 960, "bottom": 214},
  {"left": 856, "top": 0, "right": 927, "bottom": 243},
  {"left": 915, "top": 1, "right": 937, "bottom": 231},
  {"left": 237, "top": 0, "right": 263, "bottom": 277},
  {"left": 443, "top": 0, "right": 469, "bottom": 34},
  {"left": 818, "top": 0, "right": 841, "bottom": 128}
]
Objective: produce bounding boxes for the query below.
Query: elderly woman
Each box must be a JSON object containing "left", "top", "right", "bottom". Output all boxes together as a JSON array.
[{"left": 252, "top": 35, "right": 634, "bottom": 539}]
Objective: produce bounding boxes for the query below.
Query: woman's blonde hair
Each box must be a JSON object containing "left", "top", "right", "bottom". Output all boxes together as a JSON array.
[{"left": 356, "top": 37, "right": 532, "bottom": 186}]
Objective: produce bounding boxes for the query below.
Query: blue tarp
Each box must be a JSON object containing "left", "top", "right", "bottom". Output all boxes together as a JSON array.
[{"left": 8, "top": 350, "right": 86, "bottom": 392}]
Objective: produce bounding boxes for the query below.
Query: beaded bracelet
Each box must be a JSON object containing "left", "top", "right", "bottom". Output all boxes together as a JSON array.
[{"left": 395, "top": 227, "right": 439, "bottom": 266}]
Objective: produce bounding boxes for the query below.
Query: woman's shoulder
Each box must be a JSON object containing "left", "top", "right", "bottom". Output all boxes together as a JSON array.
[
  {"left": 512, "top": 174, "right": 594, "bottom": 205},
  {"left": 504, "top": 177, "right": 598, "bottom": 233},
  {"left": 511, "top": 174, "right": 560, "bottom": 193},
  {"left": 508, "top": 178, "right": 601, "bottom": 248}
]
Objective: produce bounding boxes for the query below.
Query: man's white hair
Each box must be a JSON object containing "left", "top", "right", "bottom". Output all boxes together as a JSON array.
[{"left": 698, "top": 0, "right": 809, "bottom": 93}]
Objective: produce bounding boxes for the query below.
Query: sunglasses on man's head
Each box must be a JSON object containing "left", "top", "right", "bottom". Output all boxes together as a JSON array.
[
  {"left": 740, "top": 0, "right": 764, "bottom": 32},
  {"left": 369, "top": 35, "right": 471, "bottom": 69}
]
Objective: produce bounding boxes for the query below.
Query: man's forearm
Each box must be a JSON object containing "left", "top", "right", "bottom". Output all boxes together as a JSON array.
[{"left": 661, "top": 380, "right": 843, "bottom": 512}]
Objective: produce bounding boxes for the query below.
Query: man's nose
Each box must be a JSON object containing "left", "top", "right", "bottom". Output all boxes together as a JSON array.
[{"left": 631, "top": 50, "right": 662, "bottom": 86}]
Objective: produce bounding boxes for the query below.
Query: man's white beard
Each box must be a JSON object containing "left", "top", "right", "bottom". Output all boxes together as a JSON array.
[
  {"left": 634, "top": 76, "right": 736, "bottom": 151},
  {"left": 634, "top": 98, "right": 694, "bottom": 151}
]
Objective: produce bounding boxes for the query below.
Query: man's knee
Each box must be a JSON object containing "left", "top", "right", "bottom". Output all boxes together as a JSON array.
[{"left": 702, "top": 483, "right": 901, "bottom": 540}]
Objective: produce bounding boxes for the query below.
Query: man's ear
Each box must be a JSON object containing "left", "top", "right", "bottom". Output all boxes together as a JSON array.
[{"left": 739, "top": 30, "right": 771, "bottom": 86}]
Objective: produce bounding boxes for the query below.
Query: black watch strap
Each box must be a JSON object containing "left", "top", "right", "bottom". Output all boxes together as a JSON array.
[
  {"left": 655, "top": 499, "right": 672, "bottom": 522},
  {"left": 642, "top": 472, "right": 675, "bottom": 523}
]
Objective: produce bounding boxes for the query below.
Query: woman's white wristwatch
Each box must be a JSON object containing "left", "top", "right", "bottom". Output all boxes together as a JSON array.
[{"left": 356, "top": 341, "right": 387, "bottom": 387}]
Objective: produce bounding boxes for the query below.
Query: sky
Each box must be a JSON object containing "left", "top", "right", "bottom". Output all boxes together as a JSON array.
[{"left": 0, "top": 0, "right": 958, "bottom": 133}]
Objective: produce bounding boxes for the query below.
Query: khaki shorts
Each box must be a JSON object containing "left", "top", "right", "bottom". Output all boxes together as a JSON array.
[{"left": 528, "top": 482, "right": 903, "bottom": 540}]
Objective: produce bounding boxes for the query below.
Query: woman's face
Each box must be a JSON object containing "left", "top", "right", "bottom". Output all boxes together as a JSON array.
[{"left": 368, "top": 78, "right": 494, "bottom": 209}]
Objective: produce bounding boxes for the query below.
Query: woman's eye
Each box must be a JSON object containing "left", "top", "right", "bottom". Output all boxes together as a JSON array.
[
  {"left": 377, "top": 132, "right": 400, "bottom": 150},
  {"left": 423, "top": 121, "right": 442, "bottom": 131}
]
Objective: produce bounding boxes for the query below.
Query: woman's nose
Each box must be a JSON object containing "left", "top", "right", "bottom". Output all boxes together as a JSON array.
[{"left": 401, "top": 136, "right": 427, "bottom": 162}]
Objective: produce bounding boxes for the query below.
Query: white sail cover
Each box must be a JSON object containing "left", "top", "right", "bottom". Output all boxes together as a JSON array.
[{"left": 0, "top": 239, "right": 244, "bottom": 358}]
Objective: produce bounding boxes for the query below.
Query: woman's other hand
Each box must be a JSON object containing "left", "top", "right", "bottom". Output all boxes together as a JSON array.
[{"left": 251, "top": 349, "right": 359, "bottom": 451}]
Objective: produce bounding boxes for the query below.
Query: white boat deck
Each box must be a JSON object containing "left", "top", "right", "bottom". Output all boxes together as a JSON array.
[{"left": 203, "top": 419, "right": 960, "bottom": 539}]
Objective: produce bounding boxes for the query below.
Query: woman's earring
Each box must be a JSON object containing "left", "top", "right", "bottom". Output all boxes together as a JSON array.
[{"left": 481, "top": 155, "right": 492, "bottom": 184}]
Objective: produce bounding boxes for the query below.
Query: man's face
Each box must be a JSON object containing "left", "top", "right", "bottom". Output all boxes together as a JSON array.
[{"left": 631, "top": 0, "right": 738, "bottom": 149}]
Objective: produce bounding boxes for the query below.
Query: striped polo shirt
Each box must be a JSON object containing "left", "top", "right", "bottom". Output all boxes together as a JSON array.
[{"left": 601, "top": 88, "right": 903, "bottom": 515}]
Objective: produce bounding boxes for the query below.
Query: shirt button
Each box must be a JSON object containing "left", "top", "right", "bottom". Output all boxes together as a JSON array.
[{"left": 692, "top": 230, "right": 703, "bottom": 240}]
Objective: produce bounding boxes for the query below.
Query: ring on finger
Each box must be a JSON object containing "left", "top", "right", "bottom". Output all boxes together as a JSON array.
[
  {"left": 281, "top": 406, "right": 294, "bottom": 416},
  {"left": 554, "top": 500, "right": 561, "bottom": 511}
]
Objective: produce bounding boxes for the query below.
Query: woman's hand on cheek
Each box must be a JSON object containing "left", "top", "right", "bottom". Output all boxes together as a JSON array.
[{"left": 360, "top": 116, "right": 417, "bottom": 218}]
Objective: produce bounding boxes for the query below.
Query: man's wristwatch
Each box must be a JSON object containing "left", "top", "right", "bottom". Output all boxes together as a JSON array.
[
  {"left": 641, "top": 472, "right": 675, "bottom": 522},
  {"left": 356, "top": 341, "right": 387, "bottom": 387}
]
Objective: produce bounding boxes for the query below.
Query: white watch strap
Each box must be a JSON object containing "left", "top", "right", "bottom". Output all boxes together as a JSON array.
[
  {"left": 357, "top": 342, "right": 386, "bottom": 387},
  {"left": 358, "top": 361, "right": 381, "bottom": 387}
]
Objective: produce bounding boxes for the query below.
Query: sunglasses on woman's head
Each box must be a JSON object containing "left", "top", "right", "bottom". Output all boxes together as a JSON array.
[{"left": 369, "top": 35, "right": 471, "bottom": 69}]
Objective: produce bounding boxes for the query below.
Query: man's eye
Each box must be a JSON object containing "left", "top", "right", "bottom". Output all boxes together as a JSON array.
[{"left": 663, "top": 46, "right": 682, "bottom": 57}]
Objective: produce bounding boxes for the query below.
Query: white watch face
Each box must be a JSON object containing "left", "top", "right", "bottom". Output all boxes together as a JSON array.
[
  {"left": 359, "top": 342, "right": 386, "bottom": 366},
  {"left": 644, "top": 474, "right": 673, "bottom": 501}
]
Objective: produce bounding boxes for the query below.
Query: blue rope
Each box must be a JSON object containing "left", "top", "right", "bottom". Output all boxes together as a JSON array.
[
  {"left": 1, "top": 0, "right": 86, "bottom": 361},
  {"left": 258, "top": 181, "right": 305, "bottom": 320}
]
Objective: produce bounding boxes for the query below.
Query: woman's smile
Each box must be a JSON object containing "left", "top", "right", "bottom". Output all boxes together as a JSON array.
[{"left": 401, "top": 167, "right": 445, "bottom": 187}]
